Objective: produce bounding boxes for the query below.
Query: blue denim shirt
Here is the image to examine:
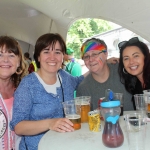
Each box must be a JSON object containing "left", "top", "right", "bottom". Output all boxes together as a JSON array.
[{"left": 10, "top": 69, "right": 84, "bottom": 150}]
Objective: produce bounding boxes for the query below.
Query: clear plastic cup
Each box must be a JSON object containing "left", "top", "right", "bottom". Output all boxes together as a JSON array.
[
  {"left": 62, "top": 100, "right": 81, "bottom": 130},
  {"left": 74, "top": 96, "right": 91, "bottom": 123},
  {"left": 143, "top": 90, "right": 150, "bottom": 118},
  {"left": 124, "top": 113, "right": 147, "bottom": 150},
  {"left": 114, "top": 93, "right": 124, "bottom": 116},
  {"left": 134, "top": 94, "right": 148, "bottom": 115}
]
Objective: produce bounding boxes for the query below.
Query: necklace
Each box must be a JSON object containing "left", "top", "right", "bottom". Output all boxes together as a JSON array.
[{"left": 57, "top": 72, "right": 64, "bottom": 102}]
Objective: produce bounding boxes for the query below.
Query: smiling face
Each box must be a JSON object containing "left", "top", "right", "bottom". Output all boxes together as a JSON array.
[
  {"left": 0, "top": 45, "right": 20, "bottom": 79},
  {"left": 122, "top": 46, "right": 145, "bottom": 79},
  {"left": 38, "top": 41, "right": 63, "bottom": 74},
  {"left": 83, "top": 50, "right": 108, "bottom": 73}
]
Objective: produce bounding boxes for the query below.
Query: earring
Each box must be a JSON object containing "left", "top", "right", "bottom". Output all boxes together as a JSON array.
[
  {"left": 15, "top": 67, "right": 22, "bottom": 75},
  {"left": 123, "top": 68, "right": 128, "bottom": 74}
]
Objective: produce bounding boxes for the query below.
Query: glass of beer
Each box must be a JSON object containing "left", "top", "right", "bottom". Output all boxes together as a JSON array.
[
  {"left": 62, "top": 100, "right": 81, "bottom": 130},
  {"left": 75, "top": 96, "right": 91, "bottom": 123},
  {"left": 143, "top": 90, "right": 150, "bottom": 118}
]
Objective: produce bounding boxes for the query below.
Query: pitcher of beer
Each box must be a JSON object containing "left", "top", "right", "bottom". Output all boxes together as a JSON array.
[
  {"left": 100, "top": 89, "right": 124, "bottom": 148},
  {"left": 75, "top": 96, "right": 91, "bottom": 123}
]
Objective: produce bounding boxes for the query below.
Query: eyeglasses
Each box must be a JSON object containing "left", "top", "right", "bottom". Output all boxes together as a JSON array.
[
  {"left": 118, "top": 37, "right": 139, "bottom": 50},
  {"left": 83, "top": 51, "right": 105, "bottom": 61}
]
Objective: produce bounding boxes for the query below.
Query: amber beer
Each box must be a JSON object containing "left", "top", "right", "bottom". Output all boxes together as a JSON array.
[
  {"left": 66, "top": 114, "right": 81, "bottom": 130},
  {"left": 143, "top": 90, "right": 150, "bottom": 118},
  {"left": 81, "top": 102, "right": 90, "bottom": 123},
  {"left": 147, "top": 103, "right": 150, "bottom": 118},
  {"left": 75, "top": 96, "right": 91, "bottom": 123}
]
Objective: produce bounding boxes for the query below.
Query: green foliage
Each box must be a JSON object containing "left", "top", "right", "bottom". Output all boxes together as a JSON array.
[{"left": 66, "top": 18, "right": 114, "bottom": 58}]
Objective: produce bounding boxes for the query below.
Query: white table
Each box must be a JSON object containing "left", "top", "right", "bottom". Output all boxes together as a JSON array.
[{"left": 38, "top": 112, "right": 150, "bottom": 150}]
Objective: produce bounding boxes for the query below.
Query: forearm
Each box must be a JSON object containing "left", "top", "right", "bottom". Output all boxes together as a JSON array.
[
  {"left": 107, "top": 57, "right": 119, "bottom": 64},
  {"left": 14, "top": 118, "right": 74, "bottom": 135},
  {"left": 14, "top": 119, "right": 50, "bottom": 136}
]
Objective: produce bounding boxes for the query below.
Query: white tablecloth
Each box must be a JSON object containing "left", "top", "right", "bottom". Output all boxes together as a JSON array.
[{"left": 38, "top": 111, "right": 150, "bottom": 150}]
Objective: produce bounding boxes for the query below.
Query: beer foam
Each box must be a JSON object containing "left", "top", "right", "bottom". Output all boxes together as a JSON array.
[
  {"left": 75, "top": 101, "right": 81, "bottom": 105},
  {"left": 81, "top": 101, "right": 90, "bottom": 105},
  {"left": 66, "top": 114, "right": 81, "bottom": 119}
]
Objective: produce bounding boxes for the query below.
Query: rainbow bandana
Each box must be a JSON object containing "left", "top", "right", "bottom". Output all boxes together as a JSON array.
[{"left": 81, "top": 41, "right": 107, "bottom": 58}]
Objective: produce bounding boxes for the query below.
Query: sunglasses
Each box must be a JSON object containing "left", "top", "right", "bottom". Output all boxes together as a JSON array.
[{"left": 118, "top": 37, "right": 139, "bottom": 50}]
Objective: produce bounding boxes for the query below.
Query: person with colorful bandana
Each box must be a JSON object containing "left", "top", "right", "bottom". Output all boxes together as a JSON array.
[{"left": 76, "top": 38, "right": 134, "bottom": 111}]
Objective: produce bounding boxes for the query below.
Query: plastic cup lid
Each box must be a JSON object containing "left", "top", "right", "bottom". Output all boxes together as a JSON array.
[{"left": 100, "top": 100, "right": 120, "bottom": 108}]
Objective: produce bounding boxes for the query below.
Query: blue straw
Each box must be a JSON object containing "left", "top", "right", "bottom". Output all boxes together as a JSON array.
[{"left": 109, "top": 90, "right": 114, "bottom": 101}]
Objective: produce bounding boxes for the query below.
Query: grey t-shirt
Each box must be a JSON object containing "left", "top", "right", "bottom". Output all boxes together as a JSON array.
[{"left": 76, "top": 63, "right": 134, "bottom": 111}]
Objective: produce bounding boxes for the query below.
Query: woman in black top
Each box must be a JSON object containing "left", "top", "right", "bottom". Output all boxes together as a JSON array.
[{"left": 118, "top": 37, "right": 150, "bottom": 108}]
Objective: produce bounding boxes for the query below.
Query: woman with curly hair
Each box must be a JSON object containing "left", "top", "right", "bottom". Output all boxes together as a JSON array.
[{"left": 0, "top": 36, "right": 27, "bottom": 150}]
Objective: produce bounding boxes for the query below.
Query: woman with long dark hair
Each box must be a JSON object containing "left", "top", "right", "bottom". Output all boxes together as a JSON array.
[{"left": 118, "top": 37, "right": 150, "bottom": 107}]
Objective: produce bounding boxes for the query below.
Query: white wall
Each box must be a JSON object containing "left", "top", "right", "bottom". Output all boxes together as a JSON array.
[{"left": 17, "top": 40, "right": 34, "bottom": 59}]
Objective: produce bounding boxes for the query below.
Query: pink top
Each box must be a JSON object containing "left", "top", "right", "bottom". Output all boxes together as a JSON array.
[
  {"left": 4, "top": 97, "right": 13, "bottom": 117},
  {"left": 3, "top": 97, "right": 14, "bottom": 150}
]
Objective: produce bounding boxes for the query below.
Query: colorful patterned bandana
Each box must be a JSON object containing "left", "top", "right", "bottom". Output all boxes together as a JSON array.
[{"left": 81, "top": 41, "right": 107, "bottom": 57}]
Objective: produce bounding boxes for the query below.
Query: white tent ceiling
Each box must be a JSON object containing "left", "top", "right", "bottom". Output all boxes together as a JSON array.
[{"left": 0, "top": 0, "right": 150, "bottom": 46}]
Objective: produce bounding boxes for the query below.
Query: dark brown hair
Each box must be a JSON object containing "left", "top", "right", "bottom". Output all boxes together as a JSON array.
[
  {"left": 34, "top": 33, "right": 66, "bottom": 68},
  {"left": 118, "top": 38, "right": 150, "bottom": 94}
]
